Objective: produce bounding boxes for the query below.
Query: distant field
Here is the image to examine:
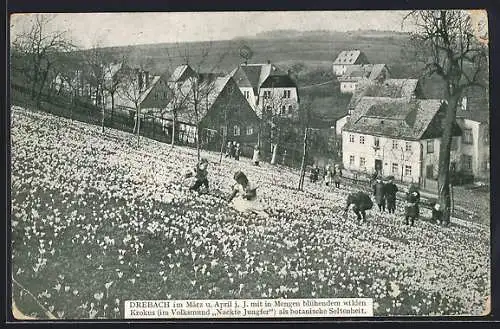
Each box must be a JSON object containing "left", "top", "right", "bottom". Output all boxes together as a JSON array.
[{"left": 96, "top": 30, "right": 415, "bottom": 78}]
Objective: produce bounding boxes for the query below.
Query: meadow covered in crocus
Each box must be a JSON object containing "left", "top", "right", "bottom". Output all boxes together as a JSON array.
[{"left": 11, "top": 107, "right": 490, "bottom": 318}]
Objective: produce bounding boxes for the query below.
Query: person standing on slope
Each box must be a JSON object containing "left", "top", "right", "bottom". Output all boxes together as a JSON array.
[
  {"left": 404, "top": 183, "right": 421, "bottom": 226},
  {"left": 252, "top": 145, "right": 261, "bottom": 166},
  {"left": 384, "top": 176, "right": 398, "bottom": 214},
  {"left": 373, "top": 178, "right": 386, "bottom": 212}
]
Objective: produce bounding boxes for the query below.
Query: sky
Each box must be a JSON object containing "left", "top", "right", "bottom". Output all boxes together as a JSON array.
[{"left": 10, "top": 11, "right": 414, "bottom": 49}]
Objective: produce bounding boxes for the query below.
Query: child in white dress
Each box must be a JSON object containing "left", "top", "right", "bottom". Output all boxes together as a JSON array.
[{"left": 227, "top": 171, "right": 268, "bottom": 218}]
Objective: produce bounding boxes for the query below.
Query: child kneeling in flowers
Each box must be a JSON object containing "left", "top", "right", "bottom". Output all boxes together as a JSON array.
[
  {"left": 227, "top": 171, "right": 269, "bottom": 218},
  {"left": 185, "top": 158, "right": 209, "bottom": 193}
]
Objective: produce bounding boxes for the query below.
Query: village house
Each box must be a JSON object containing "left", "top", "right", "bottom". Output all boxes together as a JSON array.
[
  {"left": 342, "top": 97, "right": 462, "bottom": 188},
  {"left": 159, "top": 71, "right": 260, "bottom": 152},
  {"left": 332, "top": 49, "right": 370, "bottom": 76},
  {"left": 336, "top": 78, "right": 421, "bottom": 135},
  {"left": 229, "top": 61, "right": 299, "bottom": 118},
  {"left": 107, "top": 67, "right": 156, "bottom": 114},
  {"left": 454, "top": 92, "right": 490, "bottom": 181},
  {"left": 418, "top": 76, "right": 490, "bottom": 182},
  {"left": 338, "top": 64, "right": 389, "bottom": 94}
]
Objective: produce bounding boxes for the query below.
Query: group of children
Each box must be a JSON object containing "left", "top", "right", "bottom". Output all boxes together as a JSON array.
[
  {"left": 184, "top": 157, "right": 448, "bottom": 226},
  {"left": 185, "top": 157, "right": 268, "bottom": 218},
  {"left": 310, "top": 164, "right": 342, "bottom": 188},
  {"left": 225, "top": 141, "right": 241, "bottom": 160},
  {"left": 371, "top": 176, "right": 399, "bottom": 214},
  {"left": 344, "top": 182, "right": 420, "bottom": 225}
]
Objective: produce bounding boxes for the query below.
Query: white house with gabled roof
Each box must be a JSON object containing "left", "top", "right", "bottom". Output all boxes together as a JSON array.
[
  {"left": 332, "top": 49, "right": 370, "bottom": 76},
  {"left": 342, "top": 97, "right": 462, "bottom": 187}
]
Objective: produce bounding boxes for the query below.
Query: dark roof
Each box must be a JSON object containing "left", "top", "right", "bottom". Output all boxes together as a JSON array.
[
  {"left": 339, "top": 64, "right": 387, "bottom": 82},
  {"left": 309, "top": 115, "right": 337, "bottom": 129},
  {"left": 419, "top": 74, "right": 489, "bottom": 123},
  {"left": 308, "top": 96, "right": 349, "bottom": 121},
  {"left": 230, "top": 67, "right": 253, "bottom": 88},
  {"left": 163, "top": 76, "right": 232, "bottom": 125},
  {"left": 240, "top": 65, "right": 262, "bottom": 90},
  {"left": 260, "top": 75, "right": 297, "bottom": 88},
  {"left": 344, "top": 97, "right": 461, "bottom": 140},
  {"left": 230, "top": 63, "right": 288, "bottom": 94}
]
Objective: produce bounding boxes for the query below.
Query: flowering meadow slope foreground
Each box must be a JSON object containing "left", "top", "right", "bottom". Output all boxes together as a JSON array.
[{"left": 11, "top": 107, "right": 490, "bottom": 318}]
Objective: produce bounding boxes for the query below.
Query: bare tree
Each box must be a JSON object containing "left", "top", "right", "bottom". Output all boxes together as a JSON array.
[
  {"left": 218, "top": 84, "right": 236, "bottom": 163},
  {"left": 404, "top": 10, "right": 488, "bottom": 223},
  {"left": 119, "top": 67, "right": 146, "bottom": 146},
  {"left": 11, "top": 14, "right": 75, "bottom": 109},
  {"left": 261, "top": 85, "right": 292, "bottom": 165},
  {"left": 57, "top": 55, "right": 83, "bottom": 121},
  {"left": 298, "top": 97, "right": 313, "bottom": 190},
  {"left": 102, "top": 55, "right": 127, "bottom": 125},
  {"left": 177, "top": 43, "right": 229, "bottom": 162}
]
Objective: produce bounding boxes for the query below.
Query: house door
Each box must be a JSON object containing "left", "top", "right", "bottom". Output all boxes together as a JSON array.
[{"left": 375, "top": 159, "right": 382, "bottom": 174}]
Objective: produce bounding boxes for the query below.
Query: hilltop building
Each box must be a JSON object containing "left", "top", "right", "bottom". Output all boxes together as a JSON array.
[
  {"left": 338, "top": 64, "right": 390, "bottom": 94},
  {"left": 332, "top": 49, "right": 370, "bottom": 76}
]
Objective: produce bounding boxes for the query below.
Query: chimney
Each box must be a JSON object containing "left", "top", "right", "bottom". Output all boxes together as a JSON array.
[
  {"left": 287, "top": 69, "right": 291, "bottom": 76},
  {"left": 267, "top": 60, "right": 271, "bottom": 64},
  {"left": 145, "top": 71, "right": 150, "bottom": 87}
]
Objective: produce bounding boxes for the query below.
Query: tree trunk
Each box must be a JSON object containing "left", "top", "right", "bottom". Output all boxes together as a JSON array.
[
  {"left": 437, "top": 92, "right": 460, "bottom": 223},
  {"left": 196, "top": 124, "right": 201, "bottom": 162},
  {"left": 171, "top": 113, "right": 176, "bottom": 148},
  {"left": 111, "top": 93, "right": 115, "bottom": 124},
  {"left": 136, "top": 105, "right": 141, "bottom": 146},
  {"left": 101, "top": 96, "right": 105, "bottom": 133},
  {"left": 36, "top": 65, "right": 50, "bottom": 110},
  {"left": 219, "top": 131, "right": 226, "bottom": 164},
  {"left": 298, "top": 127, "right": 308, "bottom": 190},
  {"left": 69, "top": 91, "right": 74, "bottom": 121},
  {"left": 271, "top": 143, "right": 279, "bottom": 165}
]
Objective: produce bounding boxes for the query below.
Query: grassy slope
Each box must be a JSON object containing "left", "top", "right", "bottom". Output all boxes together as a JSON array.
[{"left": 11, "top": 107, "right": 489, "bottom": 319}]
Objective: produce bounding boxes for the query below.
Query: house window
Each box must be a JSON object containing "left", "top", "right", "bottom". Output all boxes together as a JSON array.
[
  {"left": 246, "top": 126, "right": 254, "bottom": 135},
  {"left": 244, "top": 90, "right": 250, "bottom": 99},
  {"left": 288, "top": 105, "right": 293, "bottom": 113},
  {"left": 405, "top": 165, "right": 412, "bottom": 176},
  {"left": 359, "top": 135, "right": 365, "bottom": 144},
  {"left": 427, "top": 140, "right": 434, "bottom": 153},
  {"left": 463, "top": 128, "right": 473, "bottom": 144},
  {"left": 405, "top": 142, "right": 412, "bottom": 152},
  {"left": 283, "top": 90, "right": 291, "bottom": 98},
  {"left": 426, "top": 165, "right": 434, "bottom": 179},
  {"left": 450, "top": 162, "right": 457, "bottom": 172},
  {"left": 392, "top": 163, "right": 398, "bottom": 174},
  {"left": 451, "top": 136, "right": 458, "bottom": 151},
  {"left": 462, "top": 155, "right": 473, "bottom": 171},
  {"left": 392, "top": 140, "right": 398, "bottom": 150},
  {"left": 219, "top": 125, "right": 227, "bottom": 137},
  {"left": 374, "top": 137, "right": 380, "bottom": 148},
  {"left": 281, "top": 105, "right": 286, "bottom": 114},
  {"left": 360, "top": 157, "right": 366, "bottom": 168},
  {"left": 460, "top": 96, "right": 468, "bottom": 111},
  {"left": 233, "top": 125, "right": 241, "bottom": 136},
  {"left": 349, "top": 134, "right": 355, "bottom": 143},
  {"left": 349, "top": 155, "right": 355, "bottom": 166},
  {"left": 263, "top": 90, "right": 271, "bottom": 99},
  {"left": 483, "top": 127, "right": 489, "bottom": 145}
]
